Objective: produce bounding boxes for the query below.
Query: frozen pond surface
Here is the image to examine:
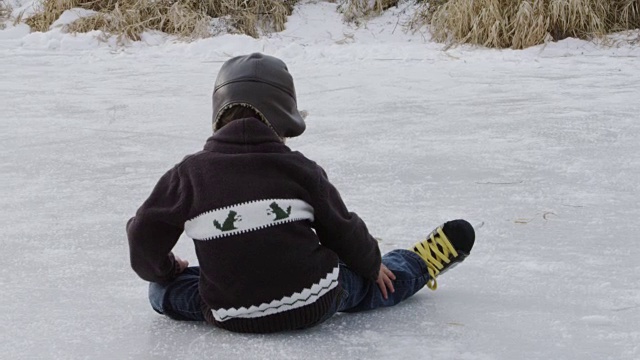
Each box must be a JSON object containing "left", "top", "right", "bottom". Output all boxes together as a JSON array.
[{"left": 1, "top": 2, "right": 639, "bottom": 359}]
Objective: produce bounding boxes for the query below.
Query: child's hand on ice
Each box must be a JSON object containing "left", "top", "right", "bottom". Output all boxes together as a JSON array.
[
  {"left": 376, "top": 264, "right": 396, "bottom": 300},
  {"left": 174, "top": 255, "right": 189, "bottom": 273}
]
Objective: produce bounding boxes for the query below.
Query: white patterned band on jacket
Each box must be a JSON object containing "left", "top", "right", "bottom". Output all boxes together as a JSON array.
[{"left": 184, "top": 198, "right": 315, "bottom": 241}]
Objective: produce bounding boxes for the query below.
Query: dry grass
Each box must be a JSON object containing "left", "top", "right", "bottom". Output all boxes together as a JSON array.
[
  {"left": 338, "top": 0, "right": 400, "bottom": 23},
  {"left": 414, "top": 0, "right": 640, "bottom": 49},
  {"left": 66, "top": 1, "right": 212, "bottom": 40},
  {"left": 0, "top": 0, "right": 10, "bottom": 17},
  {"left": 215, "top": 0, "right": 297, "bottom": 38},
  {"left": 26, "top": 0, "right": 75, "bottom": 32},
  {"left": 614, "top": 0, "right": 640, "bottom": 29},
  {"left": 25, "top": 0, "right": 299, "bottom": 40},
  {"left": 0, "top": 0, "right": 13, "bottom": 29}
]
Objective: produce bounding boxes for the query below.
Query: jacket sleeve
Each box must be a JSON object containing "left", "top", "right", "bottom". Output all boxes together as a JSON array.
[
  {"left": 126, "top": 165, "right": 191, "bottom": 283},
  {"left": 312, "top": 167, "right": 381, "bottom": 282}
]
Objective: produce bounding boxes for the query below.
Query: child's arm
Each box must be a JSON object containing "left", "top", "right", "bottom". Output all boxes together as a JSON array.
[
  {"left": 126, "top": 166, "right": 191, "bottom": 283},
  {"left": 312, "top": 168, "right": 382, "bottom": 282}
]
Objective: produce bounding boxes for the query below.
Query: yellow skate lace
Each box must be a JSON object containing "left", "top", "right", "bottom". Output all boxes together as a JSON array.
[{"left": 413, "top": 227, "right": 458, "bottom": 290}]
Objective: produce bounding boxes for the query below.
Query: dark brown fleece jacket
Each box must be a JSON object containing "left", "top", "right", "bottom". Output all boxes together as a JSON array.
[{"left": 127, "top": 118, "right": 381, "bottom": 333}]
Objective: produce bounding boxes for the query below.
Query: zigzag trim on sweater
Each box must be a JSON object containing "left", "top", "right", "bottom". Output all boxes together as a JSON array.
[
  {"left": 184, "top": 198, "right": 315, "bottom": 241},
  {"left": 212, "top": 267, "right": 340, "bottom": 322}
]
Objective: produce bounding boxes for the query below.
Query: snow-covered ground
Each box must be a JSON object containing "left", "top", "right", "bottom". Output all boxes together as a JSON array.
[{"left": 1, "top": 1, "right": 639, "bottom": 359}]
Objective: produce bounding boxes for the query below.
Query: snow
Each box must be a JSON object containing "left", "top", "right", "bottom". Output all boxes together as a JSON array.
[
  {"left": 50, "top": 8, "right": 98, "bottom": 30},
  {"left": 1, "top": 1, "right": 639, "bottom": 359}
]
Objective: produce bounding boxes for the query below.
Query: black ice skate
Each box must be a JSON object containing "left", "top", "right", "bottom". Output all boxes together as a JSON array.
[{"left": 410, "top": 219, "right": 475, "bottom": 290}]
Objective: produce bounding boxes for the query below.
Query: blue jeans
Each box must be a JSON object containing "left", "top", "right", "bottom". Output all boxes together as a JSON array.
[
  {"left": 148, "top": 249, "right": 429, "bottom": 324},
  {"left": 148, "top": 266, "right": 206, "bottom": 321}
]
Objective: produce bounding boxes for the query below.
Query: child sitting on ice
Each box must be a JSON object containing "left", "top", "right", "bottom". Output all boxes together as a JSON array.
[{"left": 126, "top": 53, "right": 475, "bottom": 333}]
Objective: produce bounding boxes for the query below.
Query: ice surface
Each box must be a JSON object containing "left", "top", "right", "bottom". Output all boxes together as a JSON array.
[{"left": 1, "top": 2, "right": 639, "bottom": 359}]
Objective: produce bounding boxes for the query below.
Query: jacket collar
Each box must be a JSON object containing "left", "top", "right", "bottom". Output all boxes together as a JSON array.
[{"left": 204, "top": 118, "right": 288, "bottom": 153}]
